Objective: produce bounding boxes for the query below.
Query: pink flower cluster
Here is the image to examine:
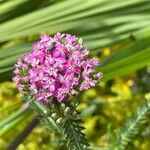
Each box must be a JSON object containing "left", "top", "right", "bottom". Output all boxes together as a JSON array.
[{"left": 13, "top": 33, "right": 102, "bottom": 104}]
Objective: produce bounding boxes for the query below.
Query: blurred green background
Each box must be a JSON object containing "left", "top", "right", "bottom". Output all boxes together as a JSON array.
[{"left": 0, "top": 0, "right": 150, "bottom": 150}]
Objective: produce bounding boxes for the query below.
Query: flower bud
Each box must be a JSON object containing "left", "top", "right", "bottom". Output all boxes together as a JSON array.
[
  {"left": 64, "top": 107, "right": 70, "bottom": 115},
  {"left": 43, "top": 110, "right": 47, "bottom": 115},
  {"left": 56, "top": 117, "right": 63, "bottom": 124},
  {"left": 51, "top": 113, "right": 57, "bottom": 118},
  {"left": 73, "top": 111, "right": 77, "bottom": 116},
  {"left": 61, "top": 103, "right": 66, "bottom": 110}
]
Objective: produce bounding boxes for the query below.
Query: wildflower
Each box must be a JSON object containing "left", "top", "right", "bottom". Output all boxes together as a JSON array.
[{"left": 13, "top": 33, "right": 102, "bottom": 104}]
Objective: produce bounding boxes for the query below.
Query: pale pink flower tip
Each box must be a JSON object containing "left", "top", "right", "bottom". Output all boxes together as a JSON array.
[{"left": 13, "top": 33, "right": 102, "bottom": 104}]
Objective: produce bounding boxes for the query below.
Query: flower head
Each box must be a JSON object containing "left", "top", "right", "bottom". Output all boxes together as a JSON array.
[{"left": 13, "top": 33, "right": 102, "bottom": 104}]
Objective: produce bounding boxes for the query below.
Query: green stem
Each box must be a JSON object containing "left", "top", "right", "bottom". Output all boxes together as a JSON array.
[
  {"left": 25, "top": 95, "right": 90, "bottom": 149},
  {"left": 26, "top": 95, "right": 61, "bottom": 133}
]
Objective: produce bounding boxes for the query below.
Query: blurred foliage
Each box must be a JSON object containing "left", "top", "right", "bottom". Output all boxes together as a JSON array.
[{"left": 0, "top": 0, "right": 150, "bottom": 150}]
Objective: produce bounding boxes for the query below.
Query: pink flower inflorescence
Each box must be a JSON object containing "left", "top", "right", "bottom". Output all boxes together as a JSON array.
[{"left": 13, "top": 33, "right": 102, "bottom": 104}]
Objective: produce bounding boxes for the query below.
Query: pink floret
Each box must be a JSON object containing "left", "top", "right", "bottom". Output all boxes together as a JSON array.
[{"left": 13, "top": 33, "right": 102, "bottom": 104}]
